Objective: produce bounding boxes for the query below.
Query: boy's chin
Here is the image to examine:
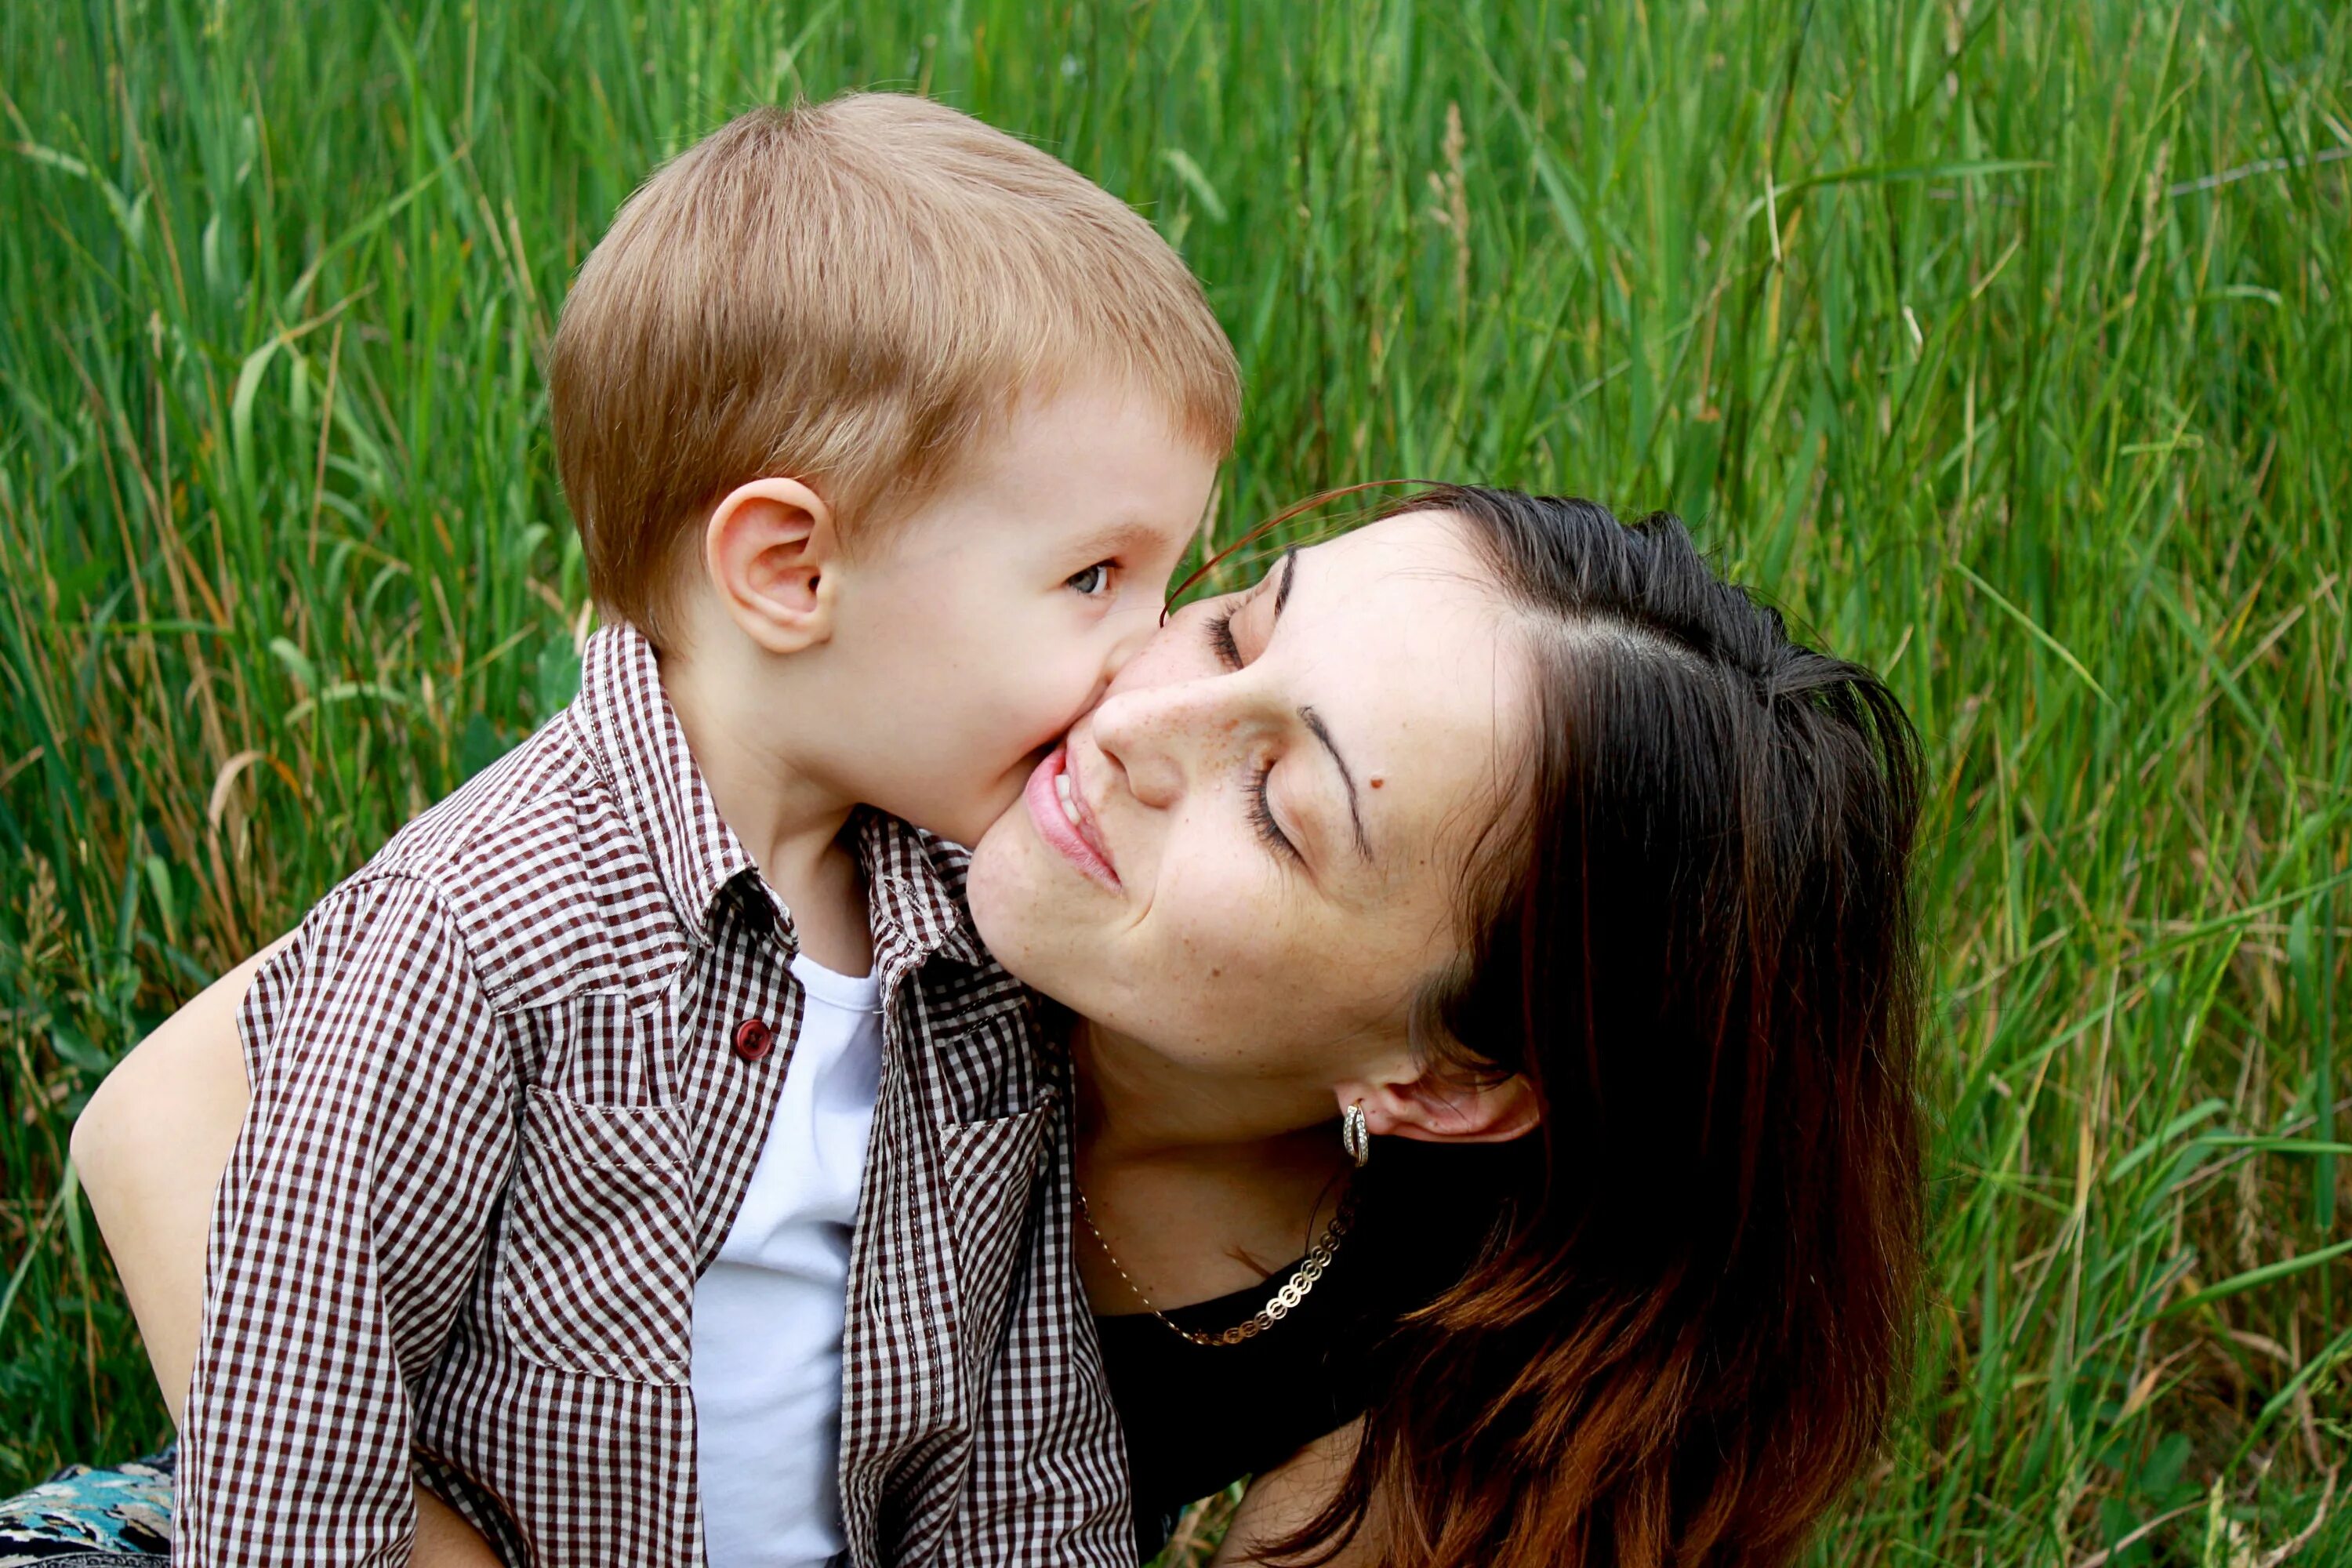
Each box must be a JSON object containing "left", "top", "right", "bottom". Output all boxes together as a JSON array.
[
  {"left": 949, "top": 770, "right": 1041, "bottom": 851},
  {"left": 893, "top": 787, "right": 1018, "bottom": 855}
]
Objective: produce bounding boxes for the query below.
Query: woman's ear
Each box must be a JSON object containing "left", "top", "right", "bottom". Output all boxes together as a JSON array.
[
  {"left": 704, "top": 477, "right": 840, "bottom": 655},
  {"left": 1347, "top": 1065, "right": 1541, "bottom": 1146}
]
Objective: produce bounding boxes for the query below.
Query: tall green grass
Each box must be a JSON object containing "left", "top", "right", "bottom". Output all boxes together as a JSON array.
[{"left": 3, "top": 2, "right": 2347, "bottom": 1561}]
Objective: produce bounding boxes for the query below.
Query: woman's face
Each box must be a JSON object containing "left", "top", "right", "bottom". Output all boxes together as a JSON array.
[{"left": 967, "top": 510, "right": 1531, "bottom": 1102}]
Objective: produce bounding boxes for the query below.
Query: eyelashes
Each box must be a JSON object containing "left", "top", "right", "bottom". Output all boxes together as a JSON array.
[
  {"left": 1249, "top": 761, "right": 1298, "bottom": 858},
  {"left": 1207, "top": 606, "right": 1242, "bottom": 669},
  {"left": 1207, "top": 608, "right": 1298, "bottom": 860}
]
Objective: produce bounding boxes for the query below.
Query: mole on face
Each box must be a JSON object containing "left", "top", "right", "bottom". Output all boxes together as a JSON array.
[{"left": 1369, "top": 775, "right": 1385, "bottom": 789}]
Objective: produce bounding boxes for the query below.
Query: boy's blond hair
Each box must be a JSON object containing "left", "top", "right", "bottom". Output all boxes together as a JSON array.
[{"left": 550, "top": 94, "right": 1242, "bottom": 647}]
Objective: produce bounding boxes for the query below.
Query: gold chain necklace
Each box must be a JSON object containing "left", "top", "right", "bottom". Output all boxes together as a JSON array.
[{"left": 1076, "top": 1182, "right": 1357, "bottom": 1348}]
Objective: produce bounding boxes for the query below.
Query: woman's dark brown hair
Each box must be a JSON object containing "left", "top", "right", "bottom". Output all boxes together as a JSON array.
[{"left": 1283, "top": 486, "right": 1926, "bottom": 1567}]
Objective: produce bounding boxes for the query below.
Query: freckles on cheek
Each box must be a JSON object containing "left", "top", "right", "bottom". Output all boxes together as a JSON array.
[
  {"left": 1149, "top": 840, "right": 1308, "bottom": 971},
  {"left": 1161, "top": 899, "right": 1300, "bottom": 996}
]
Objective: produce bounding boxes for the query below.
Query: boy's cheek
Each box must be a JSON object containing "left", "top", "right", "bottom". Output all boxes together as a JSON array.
[{"left": 980, "top": 665, "right": 1094, "bottom": 761}]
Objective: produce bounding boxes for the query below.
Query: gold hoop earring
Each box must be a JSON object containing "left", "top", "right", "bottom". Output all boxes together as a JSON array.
[{"left": 1342, "top": 1102, "right": 1370, "bottom": 1167}]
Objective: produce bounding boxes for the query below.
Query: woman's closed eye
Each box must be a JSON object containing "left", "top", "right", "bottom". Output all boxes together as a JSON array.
[
  {"left": 1249, "top": 760, "right": 1299, "bottom": 859},
  {"left": 1203, "top": 606, "right": 1304, "bottom": 860},
  {"left": 1206, "top": 604, "right": 1243, "bottom": 668}
]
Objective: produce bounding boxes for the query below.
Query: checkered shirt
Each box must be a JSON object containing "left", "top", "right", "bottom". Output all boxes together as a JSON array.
[{"left": 176, "top": 624, "right": 1132, "bottom": 1566}]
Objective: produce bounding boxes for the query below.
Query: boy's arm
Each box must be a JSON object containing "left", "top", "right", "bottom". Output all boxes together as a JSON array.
[
  {"left": 75, "top": 938, "right": 505, "bottom": 1568},
  {"left": 176, "top": 874, "right": 516, "bottom": 1567}
]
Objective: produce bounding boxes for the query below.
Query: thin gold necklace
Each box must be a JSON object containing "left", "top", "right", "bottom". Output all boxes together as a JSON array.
[{"left": 1076, "top": 1181, "right": 1357, "bottom": 1348}]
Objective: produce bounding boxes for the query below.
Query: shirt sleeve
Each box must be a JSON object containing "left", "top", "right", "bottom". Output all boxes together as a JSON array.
[{"left": 175, "top": 873, "right": 514, "bottom": 1567}]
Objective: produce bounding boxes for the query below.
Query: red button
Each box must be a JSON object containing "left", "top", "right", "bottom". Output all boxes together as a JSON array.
[{"left": 732, "top": 1018, "right": 775, "bottom": 1062}]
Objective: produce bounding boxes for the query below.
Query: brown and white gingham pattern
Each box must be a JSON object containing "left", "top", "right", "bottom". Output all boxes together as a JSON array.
[{"left": 176, "top": 624, "right": 1131, "bottom": 1566}]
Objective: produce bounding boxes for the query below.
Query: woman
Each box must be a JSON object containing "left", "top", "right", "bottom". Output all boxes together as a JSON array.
[{"left": 50, "top": 486, "right": 1923, "bottom": 1566}]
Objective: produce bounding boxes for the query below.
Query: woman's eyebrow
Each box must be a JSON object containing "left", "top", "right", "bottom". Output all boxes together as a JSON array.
[
  {"left": 1262, "top": 549, "right": 1372, "bottom": 860},
  {"left": 1300, "top": 706, "right": 1373, "bottom": 862},
  {"left": 1272, "top": 548, "right": 1300, "bottom": 619}
]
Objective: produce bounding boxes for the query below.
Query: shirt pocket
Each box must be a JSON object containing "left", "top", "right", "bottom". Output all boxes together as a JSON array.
[
  {"left": 499, "top": 1086, "right": 698, "bottom": 1385},
  {"left": 936, "top": 1099, "right": 1055, "bottom": 1365}
]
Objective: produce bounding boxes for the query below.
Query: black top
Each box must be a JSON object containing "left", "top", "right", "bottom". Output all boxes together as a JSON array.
[{"left": 1092, "top": 1144, "right": 1496, "bottom": 1559}]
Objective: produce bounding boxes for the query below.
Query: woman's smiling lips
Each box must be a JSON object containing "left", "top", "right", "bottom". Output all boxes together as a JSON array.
[{"left": 1025, "top": 745, "right": 1120, "bottom": 887}]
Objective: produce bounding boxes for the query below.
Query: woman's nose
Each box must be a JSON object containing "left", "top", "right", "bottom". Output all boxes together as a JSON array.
[{"left": 1088, "top": 679, "right": 1211, "bottom": 811}]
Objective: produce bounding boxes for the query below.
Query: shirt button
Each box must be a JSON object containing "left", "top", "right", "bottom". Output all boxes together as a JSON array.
[{"left": 731, "top": 1018, "right": 775, "bottom": 1062}]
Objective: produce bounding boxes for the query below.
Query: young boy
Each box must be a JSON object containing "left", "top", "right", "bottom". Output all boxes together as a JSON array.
[{"left": 147, "top": 94, "right": 1236, "bottom": 1566}]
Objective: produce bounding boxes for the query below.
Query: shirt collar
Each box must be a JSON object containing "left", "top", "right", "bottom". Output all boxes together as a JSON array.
[
  {"left": 858, "top": 809, "right": 988, "bottom": 973},
  {"left": 568, "top": 624, "right": 759, "bottom": 942}
]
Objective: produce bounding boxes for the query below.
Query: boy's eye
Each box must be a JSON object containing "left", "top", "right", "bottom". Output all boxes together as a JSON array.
[{"left": 1065, "top": 562, "right": 1114, "bottom": 597}]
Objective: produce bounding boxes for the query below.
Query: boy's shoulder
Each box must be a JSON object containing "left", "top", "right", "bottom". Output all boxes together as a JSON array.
[{"left": 309, "top": 709, "right": 688, "bottom": 1014}]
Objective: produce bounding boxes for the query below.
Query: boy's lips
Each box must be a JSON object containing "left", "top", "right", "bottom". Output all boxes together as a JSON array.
[{"left": 1024, "top": 746, "right": 1120, "bottom": 887}]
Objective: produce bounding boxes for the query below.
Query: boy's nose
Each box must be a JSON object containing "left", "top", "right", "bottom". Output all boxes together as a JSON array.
[
  {"left": 1069, "top": 621, "right": 1155, "bottom": 724},
  {"left": 1102, "top": 608, "right": 1162, "bottom": 684}
]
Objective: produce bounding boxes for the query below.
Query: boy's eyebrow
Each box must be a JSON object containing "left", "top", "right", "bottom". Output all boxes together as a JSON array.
[{"left": 1071, "top": 520, "right": 1181, "bottom": 561}]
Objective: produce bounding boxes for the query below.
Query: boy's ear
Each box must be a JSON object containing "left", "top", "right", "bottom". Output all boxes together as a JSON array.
[
  {"left": 704, "top": 477, "right": 840, "bottom": 655},
  {"left": 1341, "top": 1061, "right": 1541, "bottom": 1146}
]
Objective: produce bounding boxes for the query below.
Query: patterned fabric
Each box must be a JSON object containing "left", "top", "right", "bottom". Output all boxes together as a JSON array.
[
  {"left": 0, "top": 1452, "right": 171, "bottom": 1566},
  {"left": 178, "top": 624, "right": 1131, "bottom": 1567}
]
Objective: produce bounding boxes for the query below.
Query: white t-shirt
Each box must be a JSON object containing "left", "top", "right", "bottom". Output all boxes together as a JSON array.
[{"left": 691, "top": 951, "right": 885, "bottom": 1568}]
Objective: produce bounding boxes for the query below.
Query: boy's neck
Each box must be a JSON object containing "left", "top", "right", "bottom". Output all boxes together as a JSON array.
[{"left": 657, "top": 637, "right": 873, "bottom": 976}]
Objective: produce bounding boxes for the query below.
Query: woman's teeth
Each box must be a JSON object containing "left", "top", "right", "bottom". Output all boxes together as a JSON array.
[{"left": 1055, "top": 770, "right": 1083, "bottom": 829}]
